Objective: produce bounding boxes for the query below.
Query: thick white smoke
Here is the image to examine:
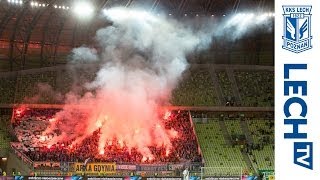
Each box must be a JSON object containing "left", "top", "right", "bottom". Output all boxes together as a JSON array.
[
  {"left": 214, "top": 12, "right": 274, "bottom": 40},
  {"left": 71, "top": 47, "right": 99, "bottom": 62}
]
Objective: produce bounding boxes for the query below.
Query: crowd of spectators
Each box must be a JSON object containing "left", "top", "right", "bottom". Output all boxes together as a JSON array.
[
  {"left": 14, "top": 71, "right": 57, "bottom": 104},
  {"left": 0, "top": 66, "right": 274, "bottom": 107},
  {"left": 216, "top": 71, "right": 236, "bottom": 106},
  {"left": 0, "top": 76, "right": 16, "bottom": 104},
  {"left": 11, "top": 108, "right": 202, "bottom": 164},
  {"left": 234, "top": 71, "right": 274, "bottom": 107},
  {"left": 171, "top": 68, "right": 217, "bottom": 106}
]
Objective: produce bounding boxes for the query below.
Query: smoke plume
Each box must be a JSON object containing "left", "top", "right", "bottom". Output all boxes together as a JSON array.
[
  {"left": 41, "top": 8, "right": 274, "bottom": 160},
  {"left": 43, "top": 7, "right": 204, "bottom": 160}
]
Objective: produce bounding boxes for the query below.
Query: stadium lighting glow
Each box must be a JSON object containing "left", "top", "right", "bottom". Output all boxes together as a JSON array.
[
  {"left": 103, "top": 8, "right": 157, "bottom": 22},
  {"left": 72, "top": 1, "right": 95, "bottom": 19},
  {"left": 256, "top": 13, "right": 269, "bottom": 22},
  {"left": 54, "top": 4, "right": 57, "bottom": 8}
]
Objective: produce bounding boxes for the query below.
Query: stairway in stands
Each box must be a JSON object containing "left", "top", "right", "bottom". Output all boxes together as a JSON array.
[{"left": 194, "top": 118, "right": 248, "bottom": 176}]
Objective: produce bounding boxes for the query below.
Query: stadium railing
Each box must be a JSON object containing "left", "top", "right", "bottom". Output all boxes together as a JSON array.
[{"left": 10, "top": 142, "right": 34, "bottom": 168}]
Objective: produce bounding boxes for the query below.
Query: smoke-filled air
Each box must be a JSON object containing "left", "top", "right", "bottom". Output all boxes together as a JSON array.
[{"left": 35, "top": 7, "right": 273, "bottom": 161}]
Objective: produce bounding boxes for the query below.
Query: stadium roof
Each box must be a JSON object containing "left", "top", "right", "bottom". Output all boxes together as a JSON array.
[{"left": 0, "top": 0, "right": 274, "bottom": 71}]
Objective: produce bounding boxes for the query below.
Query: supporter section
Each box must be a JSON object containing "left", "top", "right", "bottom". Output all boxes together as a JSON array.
[
  {"left": 10, "top": 108, "right": 201, "bottom": 164},
  {"left": 0, "top": 108, "right": 274, "bottom": 177}
]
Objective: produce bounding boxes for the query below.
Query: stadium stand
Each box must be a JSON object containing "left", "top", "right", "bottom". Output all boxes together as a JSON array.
[
  {"left": 0, "top": 115, "right": 10, "bottom": 147},
  {"left": 14, "top": 71, "right": 57, "bottom": 104},
  {"left": 56, "top": 65, "right": 98, "bottom": 96},
  {"left": 0, "top": 65, "right": 274, "bottom": 177},
  {"left": 0, "top": 76, "right": 16, "bottom": 104},
  {"left": 224, "top": 118, "right": 244, "bottom": 139},
  {"left": 171, "top": 68, "right": 217, "bottom": 106},
  {"left": 0, "top": 65, "right": 274, "bottom": 107},
  {"left": 234, "top": 70, "right": 274, "bottom": 107},
  {"left": 194, "top": 118, "right": 248, "bottom": 176},
  {"left": 246, "top": 118, "right": 274, "bottom": 171},
  {"left": 216, "top": 70, "right": 235, "bottom": 106},
  {"left": 10, "top": 108, "right": 201, "bottom": 164}
]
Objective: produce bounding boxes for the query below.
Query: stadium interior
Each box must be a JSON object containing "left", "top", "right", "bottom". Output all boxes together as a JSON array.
[{"left": 0, "top": 0, "right": 274, "bottom": 179}]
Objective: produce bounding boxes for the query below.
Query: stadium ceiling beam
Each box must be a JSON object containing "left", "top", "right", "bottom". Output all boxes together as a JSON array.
[
  {"left": 257, "top": 0, "right": 267, "bottom": 11},
  {"left": 125, "top": 0, "right": 134, "bottom": 7},
  {"left": 71, "top": 24, "right": 79, "bottom": 48},
  {"left": 0, "top": 4, "right": 18, "bottom": 39},
  {"left": 177, "top": 0, "right": 188, "bottom": 16},
  {"left": 40, "top": 1, "right": 69, "bottom": 66},
  {"left": 150, "top": 0, "right": 161, "bottom": 11},
  {"left": 8, "top": 0, "right": 30, "bottom": 71},
  {"left": 52, "top": 21, "right": 67, "bottom": 64},
  {"left": 101, "top": 0, "right": 111, "bottom": 9},
  {"left": 8, "top": 0, "right": 55, "bottom": 71},
  {"left": 207, "top": 0, "right": 231, "bottom": 15},
  {"left": 198, "top": 0, "right": 215, "bottom": 15},
  {"left": 24, "top": 1, "right": 60, "bottom": 68},
  {"left": 40, "top": 11, "right": 55, "bottom": 67},
  {"left": 232, "top": 0, "right": 241, "bottom": 14}
]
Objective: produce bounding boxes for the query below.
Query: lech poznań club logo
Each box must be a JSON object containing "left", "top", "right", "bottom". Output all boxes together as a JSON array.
[{"left": 282, "top": 6, "right": 312, "bottom": 53}]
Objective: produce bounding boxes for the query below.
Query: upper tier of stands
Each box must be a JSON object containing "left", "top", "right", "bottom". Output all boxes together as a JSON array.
[
  {"left": 234, "top": 71, "right": 274, "bottom": 107},
  {"left": 0, "top": 64, "right": 274, "bottom": 107}
]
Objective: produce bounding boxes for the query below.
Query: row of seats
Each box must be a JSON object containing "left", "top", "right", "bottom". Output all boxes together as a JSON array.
[
  {"left": 234, "top": 71, "right": 274, "bottom": 107},
  {"left": 225, "top": 119, "right": 243, "bottom": 137},
  {"left": 0, "top": 76, "right": 16, "bottom": 104},
  {"left": 0, "top": 67, "right": 273, "bottom": 107},
  {"left": 0, "top": 115, "right": 11, "bottom": 149},
  {"left": 246, "top": 119, "right": 274, "bottom": 170},
  {"left": 171, "top": 69, "right": 217, "bottom": 106},
  {"left": 216, "top": 71, "right": 234, "bottom": 102},
  {"left": 14, "top": 71, "right": 57, "bottom": 104},
  {"left": 195, "top": 119, "right": 248, "bottom": 176},
  {"left": 195, "top": 117, "right": 274, "bottom": 175}
]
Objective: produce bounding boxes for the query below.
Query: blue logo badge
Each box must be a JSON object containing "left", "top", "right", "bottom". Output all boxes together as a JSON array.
[
  {"left": 282, "top": 6, "right": 312, "bottom": 53},
  {"left": 294, "top": 142, "right": 313, "bottom": 170}
]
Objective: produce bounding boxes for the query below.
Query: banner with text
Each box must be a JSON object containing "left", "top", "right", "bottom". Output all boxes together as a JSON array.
[{"left": 73, "top": 163, "right": 116, "bottom": 174}]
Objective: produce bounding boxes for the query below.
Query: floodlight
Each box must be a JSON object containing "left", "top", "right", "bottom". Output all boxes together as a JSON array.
[{"left": 72, "top": 1, "right": 95, "bottom": 19}]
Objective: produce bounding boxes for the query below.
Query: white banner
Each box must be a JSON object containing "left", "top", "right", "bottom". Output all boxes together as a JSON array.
[{"left": 275, "top": 0, "right": 320, "bottom": 179}]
